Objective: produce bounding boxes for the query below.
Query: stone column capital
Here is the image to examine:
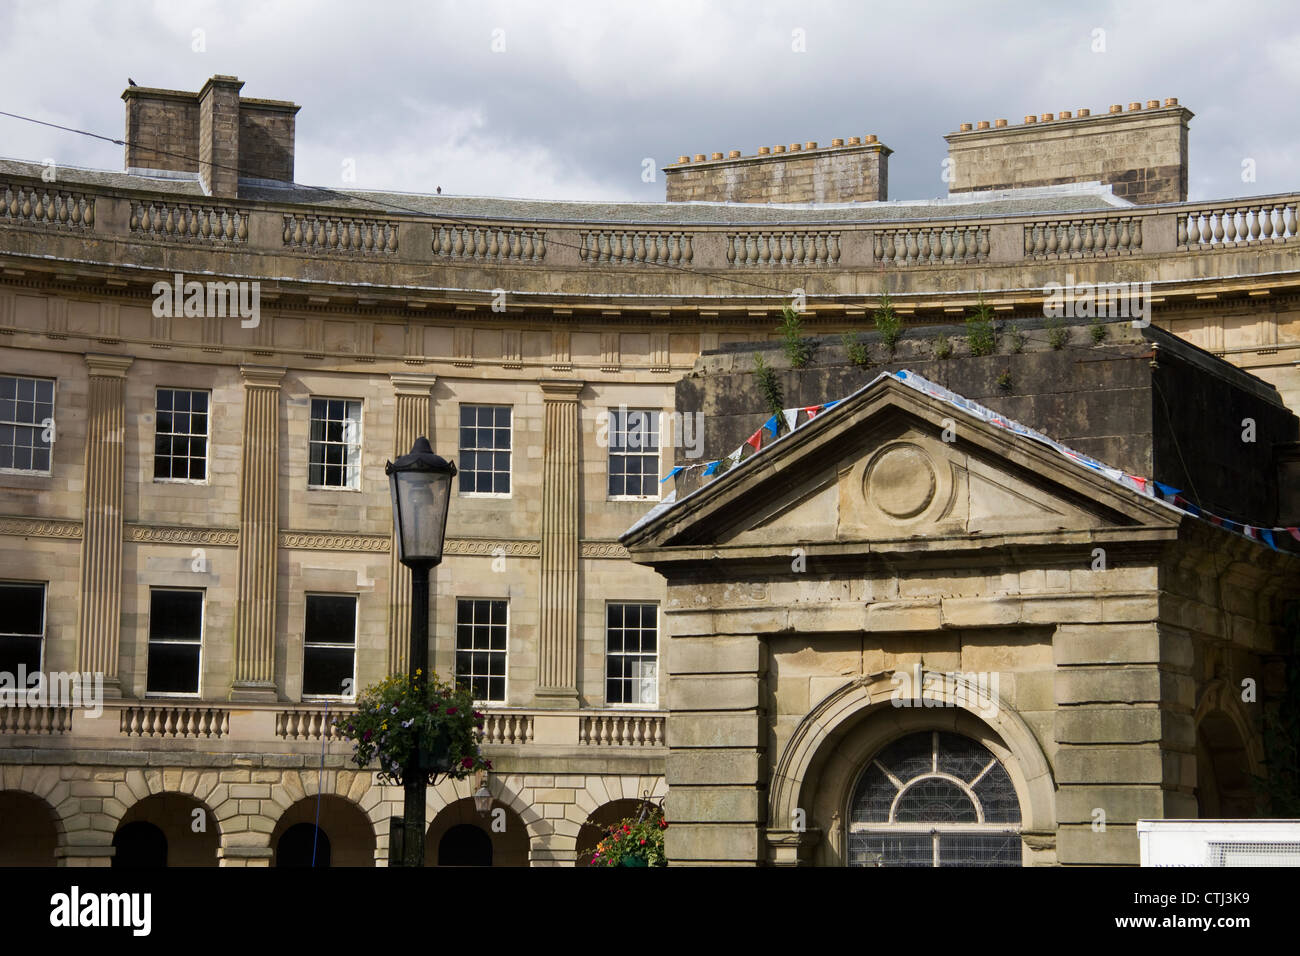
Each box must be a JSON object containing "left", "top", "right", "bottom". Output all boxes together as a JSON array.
[
  {"left": 539, "top": 379, "right": 584, "bottom": 400},
  {"left": 83, "top": 353, "right": 133, "bottom": 378},
  {"left": 239, "top": 364, "right": 286, "bottom": 388},
  {"left": 389, "top": 373, "right": 438, "bottom": 397}
]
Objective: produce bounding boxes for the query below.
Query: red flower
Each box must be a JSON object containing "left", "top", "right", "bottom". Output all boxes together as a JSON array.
[
  {"left": 473, "top": 711, "right": 484, "bottom": 719},
  {"left": 485, "top": 760, "right": 493, "bottom": 770},
  {"left": 446, "top": 707, "right": 458, "bottom": 715},
  {"left": 460, "top": 756, "right": 474, "bottom": 769},
  {"left": 639, "top": 839, "right": 646, "bottom": 845}
]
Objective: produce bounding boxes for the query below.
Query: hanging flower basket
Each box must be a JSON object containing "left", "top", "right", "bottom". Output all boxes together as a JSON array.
[
  {"left": 332, "top": 670, "right": 491, "bottom": 787},
  {"left": 589, "top": 800, "right": 668, "bottom": 867}
]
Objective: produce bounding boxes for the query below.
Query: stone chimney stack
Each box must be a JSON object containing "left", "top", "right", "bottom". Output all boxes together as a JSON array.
[
  {"left": 198, "top": 75, "right": 242, "bottom": 197},
  {"left": 664, "top": 136, "right": 891, "bottom": 203},
  {"left": 121, "top": 75, "right": 301, "bottom": 198},
  {"left": 944, "top": 98, "right": 1192, "bottom": 204}
]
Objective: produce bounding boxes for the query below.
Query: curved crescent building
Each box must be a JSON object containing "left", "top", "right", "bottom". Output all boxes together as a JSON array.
[{"left": 1, "top": 77, "right": 1298, "bottom": 866}]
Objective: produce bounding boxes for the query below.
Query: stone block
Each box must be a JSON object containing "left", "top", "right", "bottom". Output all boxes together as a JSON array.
[
  {"left": 667, "top": 750, "right": 761, "bottom": 786},
  {"left": 665, "top": 824, "right": 761, "bottom": 862},
  {"left": 668, "top": 636, "right": 764, "bottom": 675},
  {"left": 667, "top": 713, "right": 761, "bottom": 748},
  {"left": 664, "top": 787, "right": 762, "bottom": 823},
  {"left": 668, "top": 675, "right": 761, "bottom": 711}
]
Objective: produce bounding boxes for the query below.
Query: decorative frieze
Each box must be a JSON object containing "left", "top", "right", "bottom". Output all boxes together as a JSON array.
[
  {"left": 444, "top": 538, "right": 541, "bottom": 557},
  {"left": 0, "top": 516, "right": 83, "bottom": 539},
  {"left": 126, "top": 524, "right": 238, "bottom": 546},
  {"left": 279, "top": 531, "right": 390, "bottom": 552}
]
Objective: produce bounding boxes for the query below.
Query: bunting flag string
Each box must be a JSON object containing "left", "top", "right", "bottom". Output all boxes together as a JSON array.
[{"left": 655, "top": 368, "right": 1300, "bottom": 553}]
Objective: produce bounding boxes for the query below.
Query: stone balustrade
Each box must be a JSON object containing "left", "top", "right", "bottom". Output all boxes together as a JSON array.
[
  {"left": 1, "top": 702, "right": 666, "bottom": 752},
  {"left": 1179, "top": 200, "right": 1300, "bottom": 248},
  {"left": 130, "top": 199, "right": 248, "bottom": 243},
  {"left": 2, "top": 171, "right": 1299, "bottom": 304},
  {"left": 435, "top": 224, "right": 546, "bottom": 262},
  {"left": 282, "top": 212, "right": 400, "bottom": 254},
  {"left": 1, "top": 182, "right": 94, "bottom": 230}
]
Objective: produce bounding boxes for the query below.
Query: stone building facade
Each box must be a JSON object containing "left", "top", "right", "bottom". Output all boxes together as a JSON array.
[{"left": 1, "top": 75, "right": 1298, "bottom": 865}]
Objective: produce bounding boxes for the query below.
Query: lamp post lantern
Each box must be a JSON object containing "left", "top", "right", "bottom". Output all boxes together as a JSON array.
[{"left": 386, "top": 436, "right": 456, "bottom": 867}]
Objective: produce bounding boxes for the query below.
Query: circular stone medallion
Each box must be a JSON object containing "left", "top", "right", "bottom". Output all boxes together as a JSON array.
[{"left": 865, "top": 444, "right": 937, "bottom": 519}]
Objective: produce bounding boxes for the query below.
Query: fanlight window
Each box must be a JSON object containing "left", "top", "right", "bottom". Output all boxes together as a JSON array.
[{"left": 848, "top": 730, "right": 1022, "bottom": 867}]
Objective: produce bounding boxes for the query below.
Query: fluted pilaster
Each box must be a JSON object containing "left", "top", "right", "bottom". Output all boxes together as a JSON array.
[
  {"left": 230, "top": 365, "right": 285, "bottom": 701},
  {"left": 536, "top": 380, "right": 583, "bottom": 704},
  {"left": 387, "top": 374, "right": 437, "bottom": 675},
  {"left": 78, "top": 354, "right": 133, "bottom": 695}
]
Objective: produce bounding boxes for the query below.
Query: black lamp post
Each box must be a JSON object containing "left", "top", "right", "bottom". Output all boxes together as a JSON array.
[{"left": 386, "top": 436, "right": 456, "bottom": 867}]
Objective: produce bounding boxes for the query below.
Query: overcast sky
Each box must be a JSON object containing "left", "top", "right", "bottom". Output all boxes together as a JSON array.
[{"left": 1, "top": 0, "right": 1297, "bottom": 204}]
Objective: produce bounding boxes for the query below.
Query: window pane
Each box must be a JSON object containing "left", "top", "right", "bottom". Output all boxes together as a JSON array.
[
  {"left": 0, "top": 635, "right": 41, "bottom": 675},
  {"left": 303, "top": 646, "right": 354, "bottom": 696},
  {"left": 146, "top": 642, "right": 201, "bottom": 694},
  {"left": 149, "top": 590, "right": 202, "bottom": 641},
  {"left": 0, "top": 584, "right": 45, "bottom": 635},
  {"left": 305, "top": 595, "right": 356, "bottom": 645}
]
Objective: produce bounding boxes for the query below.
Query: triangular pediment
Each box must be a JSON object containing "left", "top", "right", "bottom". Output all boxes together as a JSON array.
[{"left": 622, "top": 376, "right": 1180, "bottom": 555}]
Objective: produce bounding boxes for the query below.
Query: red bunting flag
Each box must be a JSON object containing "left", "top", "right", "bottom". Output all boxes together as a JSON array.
[
  {"left": 1290, "top": 528, "right": 1300, "bottom": 542},
  {"left": 802, "top": 405, "right": 823, "bottom": 419},
  {"left": 745, "top": 428, "right": 763, "bottom": 452}
]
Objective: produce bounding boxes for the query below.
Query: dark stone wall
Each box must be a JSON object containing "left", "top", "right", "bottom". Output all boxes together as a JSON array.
[{"left": 671, "top": 318, "right": 1297, "bottom": 524}]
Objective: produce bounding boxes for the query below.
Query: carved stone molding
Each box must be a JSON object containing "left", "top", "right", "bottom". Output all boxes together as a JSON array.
[
  {"left": 126, "top": 524, "right": 239, "bottom": 546},
  {"left": 0, "top": 516, "right": 83, "bottom": 539},
  {"left": 444, "top": 538, "right": 541, "bottom": 557},
  {"left": 580, "top": 541, "right": 629, "bottom": 559},
  {"left": 279, "top": 531, "right": 391, "bottom": 552}
]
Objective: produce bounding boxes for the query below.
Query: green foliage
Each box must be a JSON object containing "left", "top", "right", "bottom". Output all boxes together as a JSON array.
[
  {"left": 589, "top": 804, "right": 669, "bottom": 867},
  {"left": 873, "top": 291, "right": 903, "bottom": 355},
  {"left": 996, "top": 368, "right": 1013, "bottom": 391},
  {"left": 779, "top": 305, "right": 813, "bottom": 368},
  {"left": 753, "top": 352, "right": 784, "bottom": 417},
  {"left": 1090, "top": 316, "right": 1107, "bottom": 343},
  {"left": 933, "top": 333, "right": 953, "bottom": 360},
  {"left": 842, "top": 331, "right": 871, "bottom": 368},
  {"left": 1046, "top": 314, "right": 1069, "bottom": 349},
  {"left": 333, "top": 671, "right": 490, "bottom": 784},
  {"left": 1009, "top": 325, "right": 1026, "bottom": 354},
  {"left": 965, "top": 296, "right": 997, "bottom": 356},
  {"left": 1256, "top": 603, "right": 1300, "bottom": 814}
]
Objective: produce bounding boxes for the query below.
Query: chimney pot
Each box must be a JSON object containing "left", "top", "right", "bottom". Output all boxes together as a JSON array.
[
  {"left": 1146, "top": 99, "right": 1159, "bottom": 109},
  {"left": 1024, "top": 115, "right": 1037, "bottom": 124},
  {"left": 728, "top": 149, "right": 741, "bottom": 158},
  {"left": 1059, "top": 110, "right": 1071, "bottom": 119},
  {"left": 994, "top": 118, "right": 1007, "bottom": 127},
  {"left": 789, "top": 143, "right": 801, "bottom": 151},
  {"left": 805, "top": 141, "right": 817, "bottom": 149},
  {"left": 677, "top": 155, "right": 690, "bottom": 164},
  {"left": 831, "top": 138, "right": 844, "bottom": 147},
  {"left": 976, "top": 120, "right": 989, "bottom": 130},
  {"left": 694, "top": 154, "right": 706, "bottom": 162},
  {"left": 1128, "top": 102, "right": 1141, "bottom": 111},
  {"left": 1164, "top": 97, "right": 1178, "bottom": 107},
  {"left": 848, "top": 136, "right": 861, "bottom": 145},
  {"left": 1041, "top": 113, "right": 1054, "bottom": 121},
  {"left": 711, "top": 152, "right": 723, "bottom": 160},
  {"left": 757, "top": 146, "right": 770, "bottom": 155},
  {"left": 1109, "top": 104, "right": 1122, "bottom": 113},
  {"left": 864, "top": 134, "right": 877, "bottom": 144},
  {"left": 773, "top": 145, "right": 785, "bottom": 153},
  {"left": 959, "top": 122, "right": 973, "bottom": 132},
  {"left": 1078, "top": 108, "right": 1090, "bottom": 117}
]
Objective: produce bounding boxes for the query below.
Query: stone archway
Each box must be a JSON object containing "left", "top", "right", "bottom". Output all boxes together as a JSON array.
[
  {"left": 768, "top": 672, "right": 1057, "bottom": 865},
  {"left": 0, "top": 790, "right": 61, "bottom": 866},
  {"left": 575, "top": 799, "right": 646, "bottom": 866},
  {"left": 425, "top": 797, "right": 529, "bottom": 866},
  {"left": 114, "top": 792, "right": 219, "bottom": 866},
  {"left": 271, "top": 795, "right": 376, "bottom": 867},
  {"left": 1194, "top": 681, "right": 1263, "bottom": 818}
]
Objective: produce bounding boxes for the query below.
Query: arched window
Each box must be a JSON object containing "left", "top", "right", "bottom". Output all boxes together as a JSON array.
[
  {"left": 849, "top": 730, "right": 1021, "bottom": 867},
  {"left": 112, "top": 821, "right": 168, "bottom": 868}
]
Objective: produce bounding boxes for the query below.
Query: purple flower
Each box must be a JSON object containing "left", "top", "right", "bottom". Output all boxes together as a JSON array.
[{"left": 363, "top": 730, "right": 372, "bottom": 742}]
